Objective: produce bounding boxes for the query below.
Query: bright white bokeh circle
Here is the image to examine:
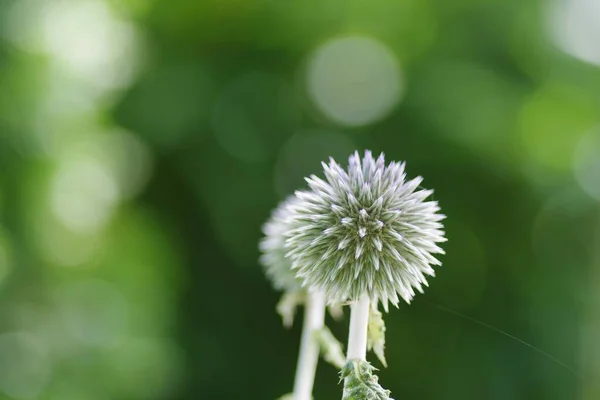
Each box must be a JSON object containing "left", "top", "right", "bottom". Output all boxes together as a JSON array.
[
  {"left": 57, "top": 279, "right": 128, "bottom": 347},
  {"left": 0, "top": 332, "right": 51, "bottom": 399},
  {"left": 574, "top": 130, "right": 600, "bottom": 201},
  {"left": 547, "top": 0, "right": 600, "bottom": 66},
  {"left": 306, "top": 35, "right": 403, "bottom": 127},
  {"left": 50, "top": 154, "right": 118, "bottom": 234}
]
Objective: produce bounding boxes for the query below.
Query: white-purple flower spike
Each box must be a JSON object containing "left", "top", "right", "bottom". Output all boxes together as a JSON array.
[{"left": 285, "top": 150, "right": 447, "bottom": 309}]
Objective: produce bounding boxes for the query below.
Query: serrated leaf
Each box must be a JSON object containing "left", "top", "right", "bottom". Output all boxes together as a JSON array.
[
  {"left": 367, "top": 305, "right": 387, "bottom": 367},
  {"left": 314, "top": 326, "right": 346, "bottom": 369},
  {"left": 340, "top": 359, "right": 394, "bottom": 400},
  {"left": 276, "top": 290, "right": 306, "bottom": 328}
]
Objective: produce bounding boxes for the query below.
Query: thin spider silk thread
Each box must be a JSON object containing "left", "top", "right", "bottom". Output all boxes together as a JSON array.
[
  {"left": 421, "top": 299, "right": 582, "bottom": 379},
  {"left": 416, "top": 193, "right": 579, "bottom": 377}
]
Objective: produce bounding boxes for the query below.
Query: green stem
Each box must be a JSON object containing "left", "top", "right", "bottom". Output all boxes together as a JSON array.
[
  {"left": 292, "top": 290, "right": 326, "bottom": 400},
  {"left": 342, "top": 295, "right": 393, "bottom": 399},
  {"left": 346, "top": 294, "right": 370, "bottom": 360}
]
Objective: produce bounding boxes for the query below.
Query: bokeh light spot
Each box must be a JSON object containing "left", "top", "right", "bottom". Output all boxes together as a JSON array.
[
  {"left": 97, "top": 130, "right": 153, "bottom": 200},
  {"left": 531, "top": 190, "right": 595, "bottom": 287},
  {"left": 0, "top": 332, "right": 51, "bottom": 400},
  {"left": 574, "top": 130, "right": 600, "bottom": 201},
  {"left": 57, "top": 279, "right": 128, "bottom": 347},
  {"left": 518, "top": 83, "right": 598, "bottom": 172},
  {"left": 41, "top": 0, "right": 140, "bottom": 89},
  {"left": 547, "top": 0, "right": 600, "bottom": 67},
  {"left": 35, "top": 215, "right": 104, "bottom": 267},
  {"left": 50, "top": 153, "right": 119, "bottom": 234},
  {"left": 45, "top": 386, "right": 109, "bottom": 400},
  {"left": 0, "top": 230, "right": 13, "bottom": 286},
  {"left": 107, "top": 338, "right": 184, "bottom": 399},
  {"left": 0, "top": 0, "right": 41, "bottom": 50},
  {"left": 581, "top": 317, "right": 600, "bottom": 399},
  {"left": 306, "top": 35, "right": 403, "bottom": 127}
]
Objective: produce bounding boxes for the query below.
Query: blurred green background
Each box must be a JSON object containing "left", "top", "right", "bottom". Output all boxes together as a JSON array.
[{"left": 1, "top": 0, "right": 600, "bottom": 399}]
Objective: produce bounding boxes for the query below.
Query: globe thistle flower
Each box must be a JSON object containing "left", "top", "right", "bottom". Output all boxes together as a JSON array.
[
  {"left": 259, "top": 197, "right": 306, "bottom": 328},
  {"left": 285, "top": 150, "right": 446, "bottom": 308},
  {"left": 259, "top": 196, "right": 303, "bottom": 293},
  {"left": 259, "top": 197, "right": 345, "bottom": 400}
]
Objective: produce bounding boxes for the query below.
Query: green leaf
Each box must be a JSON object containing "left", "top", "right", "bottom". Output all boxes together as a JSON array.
[
  {"left": 276, "top": 290, "right": 306, "bottom": 328},
  {"left": 314, "top": 326, "right": 346, "bottom": 369},
  {"left": 340, "top": 359, "right": 393, "bottom": 400},
  {"left": 367, "top": 305, "right": 387, "bottom": 367}
]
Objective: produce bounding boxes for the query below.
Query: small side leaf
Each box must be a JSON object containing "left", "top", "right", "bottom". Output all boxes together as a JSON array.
[
  {"left": 314, "top": 326, "right": 346, "bottom": 369},
  {"left": 367, "top": 305, "right": 387, "bottom": 367},
  {"left": 340, "top": 359, "right": 394, "bottom": 400},
  {"left": 328, "top": 302, "right": 344, "bottom": 321},
  {"left": 276, "top": 291, "right": 306, "bottom": 328}
]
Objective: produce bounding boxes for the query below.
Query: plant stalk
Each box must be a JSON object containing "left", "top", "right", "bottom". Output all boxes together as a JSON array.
[
  {"left": 292, "top": 290, "right": 326, "bottom": 400},
  {"left": 346, "top": 294, "right": 370, "bottom": 361}
]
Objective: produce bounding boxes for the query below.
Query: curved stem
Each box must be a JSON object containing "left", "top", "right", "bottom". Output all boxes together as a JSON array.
[{"left": 292, "top": 290, "right": 326, "bottom": 400}]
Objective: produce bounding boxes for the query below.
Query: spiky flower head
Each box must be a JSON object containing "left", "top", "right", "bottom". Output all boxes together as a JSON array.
[
  {"left": 259, "top": 197, "right": 303, "bottom": 292},
  {"left": 285, "top": 150, "right": 446, "bottom": 308}
]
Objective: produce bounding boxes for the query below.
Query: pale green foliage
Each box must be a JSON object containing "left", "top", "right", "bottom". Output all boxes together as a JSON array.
[
  {"left": 367, "top": 305, "right": 387, "bottom": 367},
  {"left": 314, "top": 326, "right": 346, "bottom": 369},
  {"left": 276, "top": 291, "right": 345, "bottom": 328},
  {"left": 328, "top": 302, "right": 344, "bottom": 321},
  {"left": 341, "top": 359, "right": 393, "bottom": 400},
  {"left": 276, "top": 290, "right": 306, "bottom": 328},
  {"left": 285, "top": 151, "right": 446, "bottom": 308}
]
